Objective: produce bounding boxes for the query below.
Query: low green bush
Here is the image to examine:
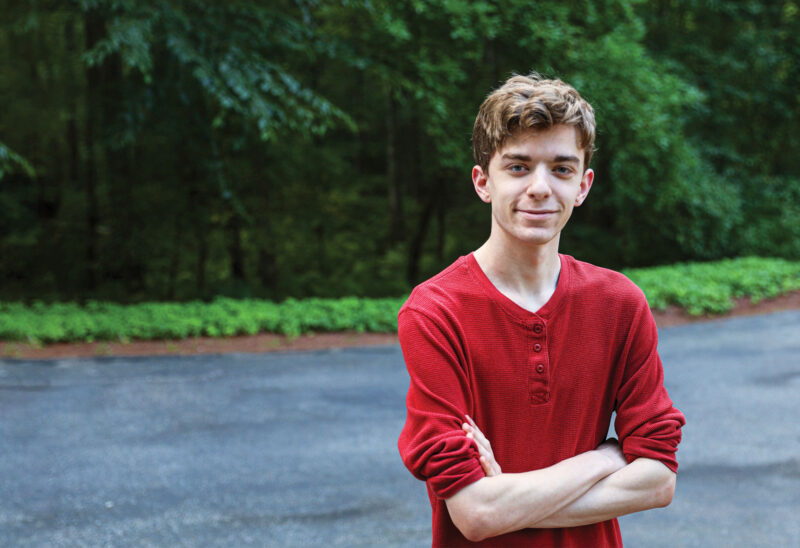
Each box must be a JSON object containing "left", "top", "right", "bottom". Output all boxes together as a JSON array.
[
  {"left": 2, "top": 257, "right": 799, "bottom": 343},
  {"left": 624, "top": 257, "right": 800, "bottom": 316},
  {"left": 0, "top": 296, "right": 407, "bottom": 343}
]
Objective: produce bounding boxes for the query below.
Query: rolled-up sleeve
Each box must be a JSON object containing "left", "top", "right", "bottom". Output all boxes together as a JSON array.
[
  {"left": 397, "top": 307, "right": 485, "bottom": 499},
  {"left": 614, "top": 295, "right": 686, "bottom": 473}
]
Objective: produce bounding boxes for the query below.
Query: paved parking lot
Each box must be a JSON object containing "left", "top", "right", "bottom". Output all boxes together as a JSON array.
[{"left": 1, "top": 310, "right": 799, "bottom": 546}]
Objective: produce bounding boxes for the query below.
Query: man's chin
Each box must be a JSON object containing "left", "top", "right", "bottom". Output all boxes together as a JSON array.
[{"left": 514, "top": 230, "right": 559, "bottom": 247}]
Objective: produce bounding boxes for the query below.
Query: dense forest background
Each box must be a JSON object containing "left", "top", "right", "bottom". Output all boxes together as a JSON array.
[{"left": 1, "top": 0, "right": 799, "bottom": 303}]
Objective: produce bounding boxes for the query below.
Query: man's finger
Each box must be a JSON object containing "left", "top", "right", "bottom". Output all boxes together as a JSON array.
[
  {"left": 464, "top": 423, "right": 493, "bottom": 459},
  {"left": 465, "top": 415, "right": 493, "bottom": 455},
  {"left": 464, "top": 416, "right": 501, "bottom": 475},
  {"left": 465, "top": 429, "right": 499, "bottom": 475},
  {"left": 480, "top": 455, "right": 501, "bottom": 477},
  {"left": 463, "top": 424, "right": 491, "bottom": 458},
  {"left": 479, "top": 455, "right": 494, "bottom": 476}
]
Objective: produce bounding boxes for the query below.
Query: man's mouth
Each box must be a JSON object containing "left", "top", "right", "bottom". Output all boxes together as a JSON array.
[{"left": 517, "top": 209, "right": 556, "bottom": 217}]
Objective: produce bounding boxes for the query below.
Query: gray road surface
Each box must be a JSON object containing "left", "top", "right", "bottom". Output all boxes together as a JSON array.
[{"left": 1, "top": 310, "right": 799, "bottom": 547}]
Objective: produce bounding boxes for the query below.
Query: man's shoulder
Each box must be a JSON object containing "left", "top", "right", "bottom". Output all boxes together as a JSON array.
[
  {"left": 565, "top": 255, "right": 648, "bottom": 307},
  {"left": 400, "top": 254, "right": 480, "bottom": 320}
]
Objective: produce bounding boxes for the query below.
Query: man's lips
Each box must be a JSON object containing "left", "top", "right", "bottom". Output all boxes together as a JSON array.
[{"left": 517, "top": 209, "right": 556, "bottom": 215}]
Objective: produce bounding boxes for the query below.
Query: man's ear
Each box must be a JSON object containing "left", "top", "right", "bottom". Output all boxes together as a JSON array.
[
  {"left": 575, "top": 168, "right": 594, "bottom": 206},
  {"left": 472, "top": 165, "right": 491, "bottom": 203}
]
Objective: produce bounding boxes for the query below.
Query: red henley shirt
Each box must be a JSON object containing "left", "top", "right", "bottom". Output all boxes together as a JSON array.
[{"left": 397, "top": 253, "right": 685, "bottom": 547}]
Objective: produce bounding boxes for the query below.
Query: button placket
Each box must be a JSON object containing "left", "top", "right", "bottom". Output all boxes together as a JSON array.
[{"left": 529, "top": 320, "right": 550, "bottom": 405}]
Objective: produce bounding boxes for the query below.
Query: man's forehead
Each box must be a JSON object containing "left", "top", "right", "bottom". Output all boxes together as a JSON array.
[{"left": 498, "top": 126, "right": 583, "bottom": 157}]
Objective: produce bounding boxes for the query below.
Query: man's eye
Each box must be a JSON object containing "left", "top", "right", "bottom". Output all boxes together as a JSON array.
[
  {"left": 509, "top": 165, "right": 527, "bottom": 173},
  {"left": 554, "top": 166, "right": 572, "bottom": 175}
]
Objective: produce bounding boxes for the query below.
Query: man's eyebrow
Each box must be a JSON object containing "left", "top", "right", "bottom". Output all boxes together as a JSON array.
[
  {"left": 500, "top": 153, "right": 581, "bottom": 164},
  {"left": 501, "top": 153, "right": 532, "bottom": 162},
  {"left": 553, "top": 154, "right": 581, "bottom": 164}
]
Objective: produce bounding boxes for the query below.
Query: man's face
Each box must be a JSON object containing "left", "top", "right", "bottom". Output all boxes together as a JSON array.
[{"left": 472, "top": 125, "right": 593, "bottom": 248}]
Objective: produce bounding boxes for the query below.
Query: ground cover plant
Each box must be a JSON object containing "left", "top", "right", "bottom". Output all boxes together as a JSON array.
[
  {"left": 1, "top": 257, "right": 799, "bottom": 344},
  {"left": 623, "top": 257, "right": 800, "bottom": 316}
]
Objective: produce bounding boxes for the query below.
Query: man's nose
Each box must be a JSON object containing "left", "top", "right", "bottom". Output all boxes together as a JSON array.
[{"left": 526, "top": 166, "right": 552, "bottom": 198}]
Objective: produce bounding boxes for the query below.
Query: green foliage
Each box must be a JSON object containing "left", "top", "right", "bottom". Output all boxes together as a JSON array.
[
  {"left": 79, "top": 0, "right": 356, "bottom": 140},
  {"left": 0, "top": 296, "right": 406, "bottom": 343},
  {"left": 737, "top": 176, "right": 800, "bottom": 260},
  {"left": 624, "top": 257, "right": 800, "bottom": 316},
  {"left": 0, "top": 142, "right": 35, "bottom": 181},
  {"left": 1, "top": 1, "right": 799, "bottom": 303},
  {"left": 3, "top": 258, "right": 800, "bottom": 343}
]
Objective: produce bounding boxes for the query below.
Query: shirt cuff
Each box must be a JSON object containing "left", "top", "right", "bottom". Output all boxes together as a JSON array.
[
  {"left": 622, "top": 435, "right": 680, "bottom": 473},
  {"left": 429, "top": 458, "right": 486, "bottom": 499}
]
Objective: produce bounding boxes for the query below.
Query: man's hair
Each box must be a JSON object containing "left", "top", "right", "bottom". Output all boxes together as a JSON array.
[{"left": 472, "top": 73, "right": 596, "bottom": 172}]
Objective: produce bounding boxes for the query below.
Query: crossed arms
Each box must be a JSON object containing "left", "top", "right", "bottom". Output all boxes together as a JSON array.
[
  {"left": 446, "top": 416, "right": 676, "bottom": 543},
  {"left": 397, "top": 301, "right": 684, "bottom": 543}
]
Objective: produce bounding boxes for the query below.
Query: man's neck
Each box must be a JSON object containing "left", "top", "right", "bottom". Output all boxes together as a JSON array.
[{"left": 473, "top": 235, "right": 561, "bottom": 313}]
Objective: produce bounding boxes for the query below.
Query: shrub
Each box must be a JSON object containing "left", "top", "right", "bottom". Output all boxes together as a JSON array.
[{"left": 2, "top": 257, "right": 799, "bottom": 343}]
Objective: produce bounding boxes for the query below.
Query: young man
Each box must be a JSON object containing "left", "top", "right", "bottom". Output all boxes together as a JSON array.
[{"left": 397, "top": 73, "right": 685, "bottom": 547}]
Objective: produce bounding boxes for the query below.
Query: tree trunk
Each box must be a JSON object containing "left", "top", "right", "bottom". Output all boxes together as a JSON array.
[
  {"left": 67, "top": 111, "right": 80, "bottom": 186},
  {"left": 227, "top": 213, "right": 245, "bottom": 282},
  {"left": 252, "top": 146, "right": 277, "bottom": 296},
  {"left": 61, "top": 17, "right": 80, "bottom": 298},
  {"left": 186, "top": 173, "right": 208, "bottom": 298},
  {"left": 83, "top": 9, "right": 104, "bottom": 295},
  {"left": 167, "top": 214, "right": 181, "bottom": 300},
  {"left": 257, "top": 248, "right": 277, "bottom": 296},
  {"left": 180, "top": 138, "right": 208, "bottom": 298},
  {"left": 386, "top": 90, "right": 405, "bottom": 245},
  {"left": 195, "top": 219, "right": 208, "bottom": 298},
  {"left": 436, "top": 177, "right": 446, "bottom": 263},
  {"left": 406, "top": 177, "right": 442, "bottom": 285}
]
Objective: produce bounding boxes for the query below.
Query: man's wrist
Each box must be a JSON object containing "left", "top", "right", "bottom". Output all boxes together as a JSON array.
[{"left": 593, "top": 441, "right": 628, "bottom": 476}]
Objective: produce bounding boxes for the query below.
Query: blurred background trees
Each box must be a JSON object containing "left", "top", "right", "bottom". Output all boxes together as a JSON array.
[{"left": 1, "top": 0, "right": 798, "bottom": 302}]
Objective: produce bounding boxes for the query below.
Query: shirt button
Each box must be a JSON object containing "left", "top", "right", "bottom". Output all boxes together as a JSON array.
[
  {"left": 536, "top": 363, "right": 545, "bottom": 373},
  {"left": 533, "top": 324, "right": 543, "bottom": 334},
  {"left": 534, "top": 343, "right": 542, "bottom": 352}
]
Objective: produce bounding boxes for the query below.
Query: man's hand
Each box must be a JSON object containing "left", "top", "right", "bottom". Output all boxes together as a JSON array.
[
  {"left": 447, "top": 420, "right": 631, "bottom": 541},
  {"left": 463, "top": 415, "right": 627, "bottom": 478},
  {"left": 457, "top": 418, "right": 676, "bottom": 532},
  {"left": 462, "top": 415, "right": 501, "bottom": 476}
]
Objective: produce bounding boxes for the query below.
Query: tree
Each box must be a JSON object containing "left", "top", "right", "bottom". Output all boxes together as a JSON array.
[{"left": 1, "top": 0, "right": 796, "bottom": 303}]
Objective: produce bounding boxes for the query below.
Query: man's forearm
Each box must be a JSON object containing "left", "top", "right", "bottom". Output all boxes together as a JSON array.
[
  {"left": 445, "top": 448, "right": 622, "bottom": 542},
  {"left": 531, "top": 458, "right": 676, "bottom": 528}
]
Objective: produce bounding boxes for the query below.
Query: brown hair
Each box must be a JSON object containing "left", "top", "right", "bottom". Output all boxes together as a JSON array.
[{"left": 472, "top": 73, "right": 596, "bottom": 172}]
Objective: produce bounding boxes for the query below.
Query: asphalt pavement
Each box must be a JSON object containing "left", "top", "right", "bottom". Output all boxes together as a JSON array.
[{"left": 1, "top": 310, "right": 799, "bottom": 547}]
